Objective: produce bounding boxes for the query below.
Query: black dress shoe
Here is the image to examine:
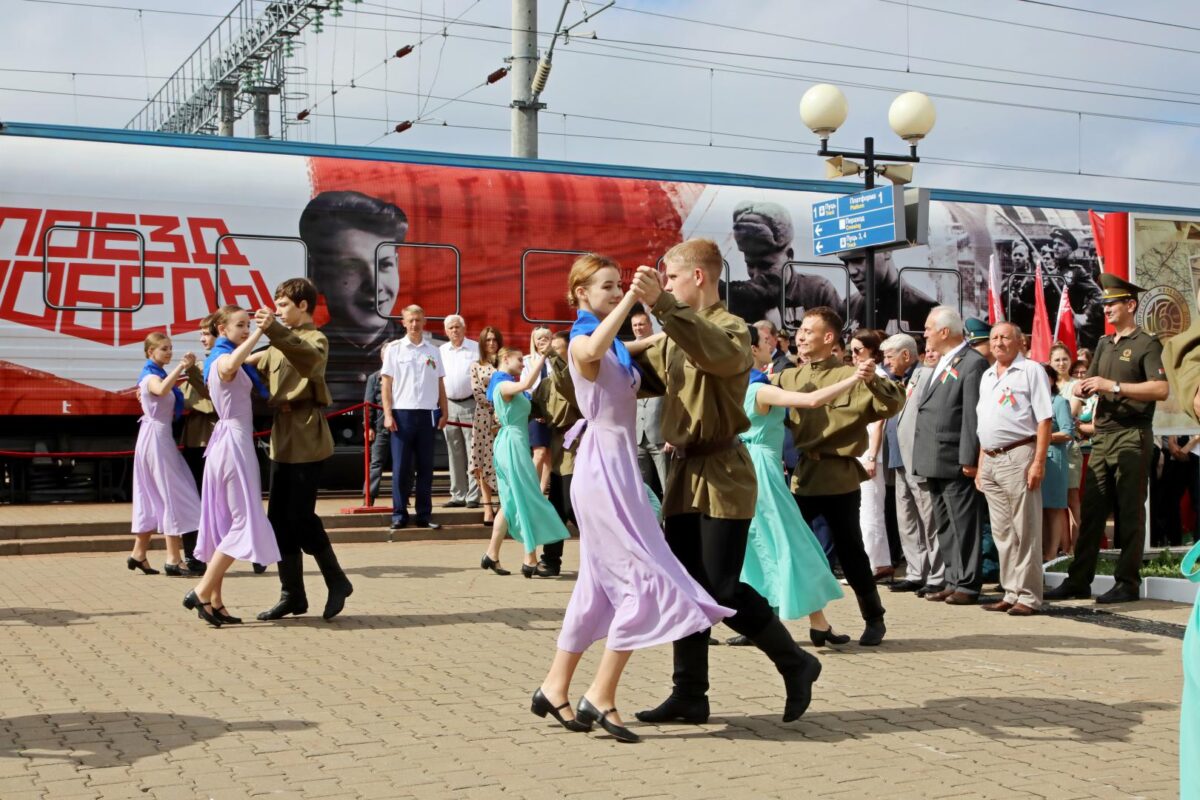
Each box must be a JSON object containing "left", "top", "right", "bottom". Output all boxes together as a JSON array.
[
  {"left": 389, "top": 520, "right": 409, "bottom": 531},
  {"left": 635, "top": 695, "right": 709, "bottom": 724},
  {"left": 163, "top": 562, "right": 195, "bottom": 577},
  {"left": 465, "top": 501, "right": 481, "bottom": 509},
  {"left": 576, "top": 696, "right": 641, "bottom": 743},
  {"left": 916, "top": 583, "right": 944, "bottom": 598},
  {"left": 725, "top": 634, "right": 752, "bottom": 646},
  {"left": 252, "top": 562, "right": 268, "bottom": 574},
  {"left": 443, "top": 499, "right": 466, "bottom": 508},
  {"left": 1044, "top": 583, "right": 1091, "bottom": 600},
  {"left": 1095, "top": 585, "right": 1140, "bottom": 604},
  {"left": 809, "top": 627, "right": 851, "bottom": 647},
  {"left": 185, "top": 558, "right": 207, "bottom": 575},
  {"left": 889, "top": 579, "right": 924, "bottom": 593},
  {"left": 530, "top": 689, "right": 590, "bottom": 732},
  {"left": 534, "top": 561, "right": 560, "bottom": 577},
  {"left": 126, "top": 557, "right": 159, "bottom": 575},
  {"left": 182, "top": 591, "right": 222, "bottom": 627},
  {"left": 412, "top": 520, "right": 442, "bottom": 530}
]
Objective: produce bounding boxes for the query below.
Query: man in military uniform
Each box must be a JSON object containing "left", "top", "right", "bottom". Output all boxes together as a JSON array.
[
  {"left": 530, "top": 331, "right": 580, "bottom": 577},
  {"left": 724, "top": 200, "right": 844, "bottom": 329},
  {"left": 631, "top": 238, "right": 822, "bottom": 726},
  {"left": 178, "top": 313, "right": 219, "bottom": 575},
  {"left": 845, "top": 251, "right": 938, "bottom": 333},
  {"left": 777, "top": 306, "right": 905, "bottom": 645},
  {"left": 1004, "top": 229, "right": 1105, "bottom": 350},
  {"left": 253, "top": 278, "right": 354, "bottom": 621},
  {"left": 1046, "top": 274, "right": 1169, "bottom": 604},
  {"left": 965, "top": 317, "right": 994, "bottom": 365}
]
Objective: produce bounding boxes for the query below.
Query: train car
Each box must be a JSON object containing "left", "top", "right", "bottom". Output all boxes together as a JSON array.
[{"left": 2, "top": 121, "right": 1198, "bottom": 502}]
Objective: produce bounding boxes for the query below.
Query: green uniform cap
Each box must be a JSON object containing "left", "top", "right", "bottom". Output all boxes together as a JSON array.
[
  {"left": 1098, "top": 273, "right": 1145, "bottom": 304},
  {"left": 964, "top": 317, "right": 991, "bottom": 345}
]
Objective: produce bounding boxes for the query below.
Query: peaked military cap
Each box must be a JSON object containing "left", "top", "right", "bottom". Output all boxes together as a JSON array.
[
  {"left": 1099, "top": 273, "right": 1144, "bottom": 304},
  {"left": 1049, "top": 227, "right": 1079, "bottom": 251},
  {"left": 964, "top": 317, "right": 991, "bottom": 345}
]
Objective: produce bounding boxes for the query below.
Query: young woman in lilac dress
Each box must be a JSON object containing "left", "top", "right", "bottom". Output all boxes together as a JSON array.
[
  {"left": 128, "top": 332, "right": 201, "bottom": 576},
  {"left": 532, "top": 255, "right": 732, "bottom": 744},
  {"left": 183, "top": 306, "right": 281, "bottom": 627}
]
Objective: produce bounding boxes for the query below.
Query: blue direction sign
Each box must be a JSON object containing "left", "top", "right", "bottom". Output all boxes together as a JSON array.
[{"left": 810, "top": 185, "right": 906, "bottom": 257}]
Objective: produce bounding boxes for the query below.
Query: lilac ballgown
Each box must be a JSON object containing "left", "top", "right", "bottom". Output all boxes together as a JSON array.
[
  {"left": 557, "top": 349, "right": 732, "bottom": 653},
  {"left": 131, "top": 377, "right": 200, "bottom": 536},
  {"left": 195, "top": 366, "right": 281, "bottom": 565}
]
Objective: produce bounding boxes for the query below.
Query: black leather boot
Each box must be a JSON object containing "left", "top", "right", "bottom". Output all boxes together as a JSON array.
[
  {"left": 180, "top": 531, "right": 206, "bottom": 575},
  {"left": 635, "top": 630, "right": 711, "bottom": 724},
  {"left": 313, "top": 546, "right": 354, "bottom": 620},
  {"left": 857, "top": 587, "right": 887, "bottom": 647},
  {"left": 748, "top": 618, "right": 822, "bottom": 722},
  {"left": 256, "top": 553, "right": 308, "bottom": 620}
]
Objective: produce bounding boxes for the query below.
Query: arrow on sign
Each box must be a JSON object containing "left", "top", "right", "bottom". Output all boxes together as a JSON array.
[
  {"left": 814, "top": 223, "right": 823, "bottom": 236},
  {"left": 815, "top": 241, "right": 824, "bottom": 253}
]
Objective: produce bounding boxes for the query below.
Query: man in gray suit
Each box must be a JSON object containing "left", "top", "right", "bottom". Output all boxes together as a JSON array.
[
  {"left": 881, "top": 333, "right": 943, "bottom": 595},
  {"left": 911, "top": 307, "right": 988, "bottom": 605},
  {"left": 632, "top": 309, "right": 669, "bottom": 498}
]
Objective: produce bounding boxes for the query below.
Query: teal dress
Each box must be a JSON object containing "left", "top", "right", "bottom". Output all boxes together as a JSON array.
[
  {"left": 493, "top": 382, "right": 569, "bottom": 553},
  {"left": 739, "top": 382, "right": 844, "bottom": 619},
  {"left": 1182, "top": 539, "right": 1200, "bottom": 799}
]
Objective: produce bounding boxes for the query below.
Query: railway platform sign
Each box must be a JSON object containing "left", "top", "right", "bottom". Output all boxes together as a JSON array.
[{"left": 811, "top": 184, "right": 906, "bottom": 257}]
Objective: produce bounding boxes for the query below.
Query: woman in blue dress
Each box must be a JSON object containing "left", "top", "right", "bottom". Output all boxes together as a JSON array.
[
  {"left": 1040, "top": 363, "right": 1075, "bottom": 561},
  {"left": 728, "top": 326, "right": 872, "bottom": 647},
  {"left": 481, "top": 347, "right": 570, "bottom": 577}
]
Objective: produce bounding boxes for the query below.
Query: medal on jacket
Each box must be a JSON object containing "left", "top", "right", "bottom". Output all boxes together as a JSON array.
[
  {"left": 998, "top": 387, "right": 1017, "bottom": 408},
  {"left": 940, "top": 366, "right": 960, "bottom": 384}
]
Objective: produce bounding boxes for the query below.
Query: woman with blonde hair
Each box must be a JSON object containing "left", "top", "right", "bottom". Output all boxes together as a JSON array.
[
  {"left": 532, "top": 254, "right": 730, "bottom": 744},
  {"left": 470, "top": 326, "right": 503, "bottom": 525},
  {"left": 524, "top": 327, "right": 554, "bottom": 493}
]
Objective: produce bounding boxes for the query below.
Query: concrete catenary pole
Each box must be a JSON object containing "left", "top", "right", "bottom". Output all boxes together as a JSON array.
[
  {"left": 511, "top": 0, "right": 538, "bottom": 158},
  {"left": 218, "top": 85, "right": 236, "bottom": 137}
]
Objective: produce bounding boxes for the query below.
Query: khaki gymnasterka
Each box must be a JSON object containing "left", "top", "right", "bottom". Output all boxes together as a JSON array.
[
  {"left": 255, "top": 319, "right": 334, "bottom": 464},
  {"left": 180, "top": 364, "right": 217, "bottom": 448},
  {"left": 530, "top": 353, "right": 581, "bottom": 476},
  {"left": 1164, "top": 321, "right": 1200, "bottom": 424},
  {"left": 775, "top": 355, "right": 905, "bottom": 497},
  {"left": 1086, "top": 327, "right": 1166, "bottom": 432},
  {"left": 634, "top": 294, "right": 756, "bottom": 520}
]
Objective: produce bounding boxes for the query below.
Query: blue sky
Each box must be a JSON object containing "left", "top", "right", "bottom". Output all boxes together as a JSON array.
[{"left": 1, "top": 0, "right": 1198, "bottom": 208}]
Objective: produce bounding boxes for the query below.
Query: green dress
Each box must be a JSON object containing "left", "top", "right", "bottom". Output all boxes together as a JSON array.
[
  {"left": 1182, "top": 539, "right": 1200, "bottom": 799},
  {"left": 493, "top": 383, "right": 569, "bottom": 553},
  {"left": 739, "top": 382, "right": 844, "bottom": 619}
]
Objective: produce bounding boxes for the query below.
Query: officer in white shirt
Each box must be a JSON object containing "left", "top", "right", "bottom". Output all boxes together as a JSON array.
[
  {"left": 974, "top": 322, "right": 1052, "bottom": 615},
  {"left": 438, "top": 315, "right": 480, "bottom": 508},
  {"left": 382, "top": 305, "right": 448, "bottom": 530}
]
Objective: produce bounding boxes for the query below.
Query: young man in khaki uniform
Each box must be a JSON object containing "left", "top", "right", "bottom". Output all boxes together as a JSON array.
[
  {"left": 777, "top": 307, "right": 905, "bottom": 645},
  {"left": 178, "top": 313, "right": 219, "bottom": 575},
  {"left": 1046, "top": 274, "right": 1168, "bottom": 604},
  {"left": 630, "top": 239, "right": 822, "bottom": 726},
  {"left": 530, "top": 331, "right": 580, "bottom": 577},
  {"left": 253, "top": 278, "right": 354, "bottom": 621}
]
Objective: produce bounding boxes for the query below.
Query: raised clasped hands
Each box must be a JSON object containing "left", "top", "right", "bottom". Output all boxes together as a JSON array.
[
  {"left": 253, "top": 308, "right": 275, "bottom": 329},
  {"left": 180, "top": 352, "right": 197, "bottom": 370},
  {"left": 853, "top": 359, "right": 876, "bottom": 382},
  {"left": 631, "top": 265, "right": 664, "bottom": 306}
]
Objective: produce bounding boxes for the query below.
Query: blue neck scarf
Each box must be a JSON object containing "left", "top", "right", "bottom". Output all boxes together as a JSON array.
[
  {"left": 486, "top": 370, "right": 523, "bottom": 404},
  {"left": 203, "top": 336, "right": 269, "bottom": 398},
  {"left": 140, "top": 359, "right": 183, "bottom": 419},
  {"left": 749, "top": 368, "right": 770, "bottom": 386},
  {"left": 569, "top": 309, "right": 640, "bottom": 383}
]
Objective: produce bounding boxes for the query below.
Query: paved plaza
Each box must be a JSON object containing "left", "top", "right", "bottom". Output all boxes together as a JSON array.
[{"left": 0, "top": 538, "right": 1187, "bottom": 800}]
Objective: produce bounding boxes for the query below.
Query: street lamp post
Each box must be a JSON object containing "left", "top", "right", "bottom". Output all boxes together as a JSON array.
[{"left": 799, "top": 85, "right": 937, "bottom": 330}]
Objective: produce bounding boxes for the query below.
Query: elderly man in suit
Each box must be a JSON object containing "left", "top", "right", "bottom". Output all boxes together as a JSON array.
[
  {"left": 881, "top": 332, "right": 943, "bottom": 595},
  {"left": 912, "top": 306, "right": 989, "bottom": 605},
  {"left": 632, "top": 309, "right": 669, "bottom": 498}
]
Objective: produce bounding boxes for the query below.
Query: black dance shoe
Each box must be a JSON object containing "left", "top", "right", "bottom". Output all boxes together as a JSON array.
[
  {"left": 185, "top": 558, "right": 207, "bottom": 576},
  {"left": 481, "top": 554, "right": 510, "bottom": 576},
  {"left": 163, "top": 562, "right": 196, "bottom": 577},
  {"left": 126, "top": 557, "right": 159, "bottom": 575},
  {"left": 634, "top": 695, "right": 710, "bottom": 725},
  {"left": 530, "top": 689, "right": 591, "bottom": 732},
  {"left": 213, "top": 606, "right": 243, "bottom": 625},
  {"left": 576, "top": 697, "right": 641, "bottom": 743},
  {"left": 725, "top": 634, "right": 752, "bottom": 646},
  {"left": 521, "top": 563, "right": 537, "bottom": 579},
  {"left": 252, "top": 562, "right": 268, "bottom": 574},
  {"left": 534, "top": 561, "right": 560, "bottom": 577},
  {"left": 809, "top": 627, "right": 851, "bottom": 647},
  {"left": 182, "top": 591, "right": 222, "bottom": 627}
]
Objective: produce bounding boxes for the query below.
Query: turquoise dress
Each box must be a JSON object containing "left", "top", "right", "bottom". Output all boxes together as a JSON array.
[
  {"left": 1041, "top": 394, "right": 1074, "bottom": 510},
  {"left": 739, "top": 382, "right": 844, "bottom": 619},
  {"left": 1182, "top": 539, "right": 1200, "bottom": 799},
  {"left": 493, "top": 382, "right": 569, "bottom": 553}
]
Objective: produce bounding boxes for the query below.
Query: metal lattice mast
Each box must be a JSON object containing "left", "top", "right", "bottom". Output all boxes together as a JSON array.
[{"left": 126, "top": 1, "right": 335, "bottom": 138}]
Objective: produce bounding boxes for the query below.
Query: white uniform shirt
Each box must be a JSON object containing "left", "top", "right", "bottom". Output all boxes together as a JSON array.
[
  {"left": 439, "top": 338, "right": 479, "bottom": 401},
  {"left": 382, "top": 337, "right": 446, "bottom": 411},
  {"left": 976, "top": 353, "right": 1053, "bottom": 450}
]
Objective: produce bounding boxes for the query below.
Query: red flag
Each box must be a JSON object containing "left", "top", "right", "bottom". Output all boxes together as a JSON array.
[
  {"left": 1053, "top": 287, "right": 1077, "bottom": 360},
  {"left": 987, "top": 253, "right": 1006, "bottom": 324},
  {"left": 1030, "top": 257, "right": 1053, "bottom": 362}
]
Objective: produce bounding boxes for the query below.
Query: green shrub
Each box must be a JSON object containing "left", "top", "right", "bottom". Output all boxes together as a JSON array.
[{"left": 1046, "top": 549, "right": 1187, "bottom": 578}]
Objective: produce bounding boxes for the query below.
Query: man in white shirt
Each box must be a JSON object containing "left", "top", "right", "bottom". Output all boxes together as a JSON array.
[
  {"left": 974, "top": 322, "right": 1052, "bottom": 615},
  {"left": 382, "top": 305, "right": 448, "bottom": 530},
  {"left": 438, "top": 315, "right": 480, "bottom": 508}
]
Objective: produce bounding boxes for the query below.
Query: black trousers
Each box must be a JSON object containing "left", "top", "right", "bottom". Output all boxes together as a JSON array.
[
  {"left": 268, "top": 460, "right": 332, "bottom": 558},
  {"left": 794, "top": 491, "right": 876, "bottom": 601},
  {"left": 540, "top": 472, "right": 574, "bottom": 568},
  {"left": 664, "top": 513, "right": 775, "bottom": 700},
  {"left": 182, "top": 446, "right": 205, "bottom": 493}
]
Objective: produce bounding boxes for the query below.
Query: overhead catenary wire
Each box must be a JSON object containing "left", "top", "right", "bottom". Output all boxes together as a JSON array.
[{"left": 1016, "top": 0, "right": 1200, "bottom": 32}]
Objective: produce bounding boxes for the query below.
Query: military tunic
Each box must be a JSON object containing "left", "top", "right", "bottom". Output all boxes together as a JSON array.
[
  {"left": 255, "top": 319, "right": 334, "bottom": 464},
  {"left": 774, "top": 355, "right": 906, "bottom": 497},
  {"left": 634, "top": 294, "right": 756, "bottom": 520},
  {"left": 530, "top": 353, "right": 581, "bottom": 477},
  {"left": 1087, "top": 327, "right": 1165, "bottom": 431},
  {"left": 180, "top": 364, "right": 217, "bottom": 448}
]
